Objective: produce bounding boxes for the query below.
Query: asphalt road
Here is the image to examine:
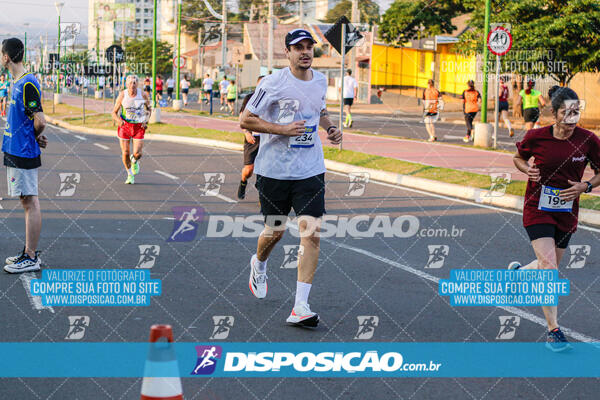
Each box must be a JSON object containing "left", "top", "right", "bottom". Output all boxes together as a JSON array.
[{"left": 0, "top": 121, "right": 599, "bottom": 399}]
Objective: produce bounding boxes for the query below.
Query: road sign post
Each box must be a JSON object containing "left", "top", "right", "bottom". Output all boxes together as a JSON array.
[
  {"left": 339, "top": 23, "right": 345, "bottom": 151},
  {"left": 324, "top": 16, "right": 364, "bottom": 151},
  {"left": 487, "top": 25, "right": 512, "bottom": 149}
]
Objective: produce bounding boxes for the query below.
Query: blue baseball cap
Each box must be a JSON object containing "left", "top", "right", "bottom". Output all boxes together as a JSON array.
[{"left": 285, "top": 29, "right": 317, "bottom": 47}]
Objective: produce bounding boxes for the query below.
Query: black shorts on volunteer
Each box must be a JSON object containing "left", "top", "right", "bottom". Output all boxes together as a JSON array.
[
  {"left": 499, "top": 101, "right": 509, "bottom": 112},
  {"left": 243, "top": 136, "right": 260, "bottom": 165},
  {"left": 523, "top": 107, "right": 540, "bottom": 123},
  {"left": 343, "top": 98, "right": 354, "bottom": 106},
  {"left": 525, "top": 224, "right": 572, "bottom": 249},
  {"left": 255, "top": 173, "right": 325, "bottom": 223}
]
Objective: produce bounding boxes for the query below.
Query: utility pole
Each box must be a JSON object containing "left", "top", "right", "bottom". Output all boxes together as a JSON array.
[
  {"left": 267, "top": 0, "right": 273, "bottom": 72},
  {"left": 221, "top": 0, "right": 227, "bottom": 69},
  {"left": 299, "top": 0, "right": 303, "bottom": 28}
]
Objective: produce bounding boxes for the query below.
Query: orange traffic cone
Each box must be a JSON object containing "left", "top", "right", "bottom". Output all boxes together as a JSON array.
[{"left": 140, "top": 324, "right": 183, "bottom": 400}]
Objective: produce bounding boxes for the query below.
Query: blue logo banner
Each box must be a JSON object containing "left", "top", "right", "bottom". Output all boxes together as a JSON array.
[{"left": 0, "top": 342, "right": 598, "bottom": 378}]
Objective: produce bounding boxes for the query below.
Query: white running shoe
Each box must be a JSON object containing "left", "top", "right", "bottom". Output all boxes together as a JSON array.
[
  {"left": 286, "top": 301, "right": 319, "bottom": 327},
  {"left": 249, "top": 255, "right": 267, "bottom": 299},
  {"left": 508, "top": 261, "right": 522, "bottom": 270},
  {"left": 5, "top": 249, "right": 41, "bottom": 265},
  {"left": 4, "top": 253, "right": 41, "bottom": 274}
]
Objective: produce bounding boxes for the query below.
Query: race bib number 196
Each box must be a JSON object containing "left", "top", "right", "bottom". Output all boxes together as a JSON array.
[
  {"left": 289, "top": 125, "right": 317, "bottom": 148},
  {"left": 538, "top": 185, "right": 573, "bottom": 212}
]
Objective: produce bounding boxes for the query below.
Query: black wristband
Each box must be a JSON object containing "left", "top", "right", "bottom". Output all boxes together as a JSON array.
[
  {"left": 585, "top": 181, "right": 593, "bottom": 193},
  {"left": 327, "top": 125, "right": 337, "bottom": 133}
]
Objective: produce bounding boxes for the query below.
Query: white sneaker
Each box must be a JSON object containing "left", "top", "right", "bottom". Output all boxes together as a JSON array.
[
  {"left": 5, "top": 249, "right": 41, "bottom": 265},
  {"left": 286, "top": 301, "right": 319, "bottom": 327},
  {"left": 4, "top": 254, "right": 41, "bottom": 273},
  {"left": 508, "top": 261, "right": 522, "bottom": 270},
  {"left": 249, "top": 255, "right": 267, "bottom": 299}
]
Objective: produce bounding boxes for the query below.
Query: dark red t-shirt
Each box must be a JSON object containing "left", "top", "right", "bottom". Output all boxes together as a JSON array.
[
  {"left": 516, "top": 125, "right": 600, "bottom": 232},
  {"left": 499, "top": 85, "right": 509, "bottom": 102},
  {"left": 156, "top": 79, "right": 163, "bottom": 91}
]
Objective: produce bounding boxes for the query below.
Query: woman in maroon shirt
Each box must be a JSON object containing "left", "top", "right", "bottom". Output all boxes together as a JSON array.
[{"left": 512, "top": 86, "right": 600, "bottom": 351}]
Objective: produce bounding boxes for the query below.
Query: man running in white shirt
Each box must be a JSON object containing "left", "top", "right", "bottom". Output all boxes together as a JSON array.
[
  {"left": 166, "top": 76, "right": 175, "bottom": 101},
  {"left": 240, "top": 29, "right": 342, "bottom": 328},
  {"left": 219, "top": 77, "right": 229, "bottom": 110},
  {"left": 202, "top": 73, "right": 214, "bottom": 104},
  {"left": 342, "top": 69, "right": 358, "bottom": 128}
]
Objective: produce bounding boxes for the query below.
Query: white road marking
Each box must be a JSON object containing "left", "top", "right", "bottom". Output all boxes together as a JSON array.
[
  {"left": 198, "top": 188, "right": 237, "bottom": 203},
  {"left": 94, "top": 143, "right": 109, "bottom": 150},
  {"left": 74, "top": 135, "right": 87, "bottom": 140},
  {"left": 19, "top": 273, "right": 55, "bottom": 313},
  {"left": 324, "top": 239, "right": 598, "bottom": 343},
  {"left": 326, "top": 170, "right": 600, "bottom": 233},
  {"left": 162, "top": 217, "right": 175, "bottom": 220},
  {"left": 154, "top": 170, "right": 179, "bottom": 180},
  {"left": 443, "top": 135, "right": 466, "bottom": 140},
  {"left": 285, "top": 221, "right": 598, "bottom": 343}
]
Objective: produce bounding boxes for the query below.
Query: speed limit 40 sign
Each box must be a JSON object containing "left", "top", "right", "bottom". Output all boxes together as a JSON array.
[{"left": 487, "top": 26, "right": 512, "bottom": 56}]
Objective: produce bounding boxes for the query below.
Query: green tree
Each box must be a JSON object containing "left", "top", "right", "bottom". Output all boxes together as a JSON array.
[
  {"left": 124, "top": 38, "right": 172, "bottom": 76},
  {"left": 459, "top": 0, "right": 600, "bottom": 85},
  {"left": 181, "top": 0, "right": 221, "bottom": 39},
  {"left": 324, "top": 0, "right": 380, "bottom": 26},
  {"left": 378, "top": 0, "right": 465, "bottom": 45}
]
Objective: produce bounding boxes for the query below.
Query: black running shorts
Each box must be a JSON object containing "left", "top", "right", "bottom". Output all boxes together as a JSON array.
[
  {"left": 525, "top": 224, "right": 572, "bottom": 249},
  {"left": 243, "top": 136, "right": 260, "bottom": 165},
  {"left": 523, "top": 107, "right": 540, "bottom": 123},
  {"left": 255, "top": 173, "right": 325, "bottom": 223}
]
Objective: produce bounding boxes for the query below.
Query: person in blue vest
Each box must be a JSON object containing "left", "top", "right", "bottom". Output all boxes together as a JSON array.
[{"left": 1, "top": 38, "right": 47, "bottom": 273}]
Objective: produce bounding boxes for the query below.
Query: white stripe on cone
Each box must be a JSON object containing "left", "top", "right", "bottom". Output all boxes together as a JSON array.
[{"left": 140, "top": 362, "right": 183, "bottom": 399}]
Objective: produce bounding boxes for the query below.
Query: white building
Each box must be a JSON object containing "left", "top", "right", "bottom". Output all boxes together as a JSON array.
[{"left": 87, "top": 0, "right": 195, "bottom": 60}]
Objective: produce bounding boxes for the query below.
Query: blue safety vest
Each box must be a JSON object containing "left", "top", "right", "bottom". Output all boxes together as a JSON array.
[{"left": 2, "top": 72, "right": 42, "bottom": 159}]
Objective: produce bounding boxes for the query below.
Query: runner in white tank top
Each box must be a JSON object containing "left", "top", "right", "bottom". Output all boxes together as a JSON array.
[{"left": 111, "top": 75, "right": 150, "bottom": 184}]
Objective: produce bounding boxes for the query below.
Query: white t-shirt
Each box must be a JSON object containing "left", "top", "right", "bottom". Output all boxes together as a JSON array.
[
  {"left": 246, "top": 67, "right": 327, "bottom": 180},
  {"left": 343, "top": 75, "right": 358, "bottom": 99},
  {"left": 219, "top": 79, "right": 229, "bottom": 91},
  {"left": 166, "top": 78, "right": 174, "bottom": 88},
  {"left": 203, "top": 78, "right": 214, "bottom": 91},
  {"left": 98, "top": 76, "right": 105, "bottom": 86},
  {"left": 180, "top": 79, "right": 190, "bottom": 89}
]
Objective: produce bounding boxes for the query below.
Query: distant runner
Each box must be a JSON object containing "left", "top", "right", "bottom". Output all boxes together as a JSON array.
[
  {"left": 0, "top": 73, "right": 9, "bottom": 117},
  {"left": 461, "top": 80, "right": 481, "bottom": 142},
  {"left": 422, "top": 79, "right": 442, "bottom": 142},
  {"left": 226, "top": 79, "right": 237, "bottom": 115},
  {"left": 111, "top": 75, "right": 150, "bottom": 184},
  {"left": 219, "top": 76, "right": 229, "bottom": 111},
  {"left": 237, "top": 75, "right": 264, "bottom": 200},
  {"left": 518, "top": 79, "right": 546, "bottom": 131},
  {"left": 498, "top": 76, "right": 514, "bottom": 137},
  {"left": 342, "top": 69, "right": 357, "bottom": 128}
]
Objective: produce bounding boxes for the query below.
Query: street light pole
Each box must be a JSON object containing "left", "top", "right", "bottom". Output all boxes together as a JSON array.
[
  {"left": 267, "top": 0, "right": 273, "bottom": 72},
  {"left": 152, "top": 0, "right": 157, "bottom": 109},
  {"left": 24, "top": 23, "right": 29, "bottom": 64},
  {"left": 55, "top": 2, "right": 63, "bottom": 95},
  {"left": 481, "top": 0, "right": 491, "bottom": 123},
  {"left": 176, "top": 0, "right": 182, "bottom": 102},
  {"left": 221, "top": 0, "right": 227, "bottom": 69}
]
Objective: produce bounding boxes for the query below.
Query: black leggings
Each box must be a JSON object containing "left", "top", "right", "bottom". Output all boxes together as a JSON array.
[{"left": 464, "top": 112, "right": 477, "bottom": 135}]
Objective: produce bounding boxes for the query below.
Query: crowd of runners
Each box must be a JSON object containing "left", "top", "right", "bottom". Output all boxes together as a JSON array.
[{"left": 2, "top": 28, "right": 600, "bottom": 351}]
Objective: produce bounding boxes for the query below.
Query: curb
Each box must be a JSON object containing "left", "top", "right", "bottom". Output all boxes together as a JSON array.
[{"left": 46, "top": 117, "right": 600, "bottom": 227}]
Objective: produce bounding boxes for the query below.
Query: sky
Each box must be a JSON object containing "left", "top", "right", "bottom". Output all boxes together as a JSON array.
[{"left": 0, "top": 0, "right": 394, "bottom": 47}]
